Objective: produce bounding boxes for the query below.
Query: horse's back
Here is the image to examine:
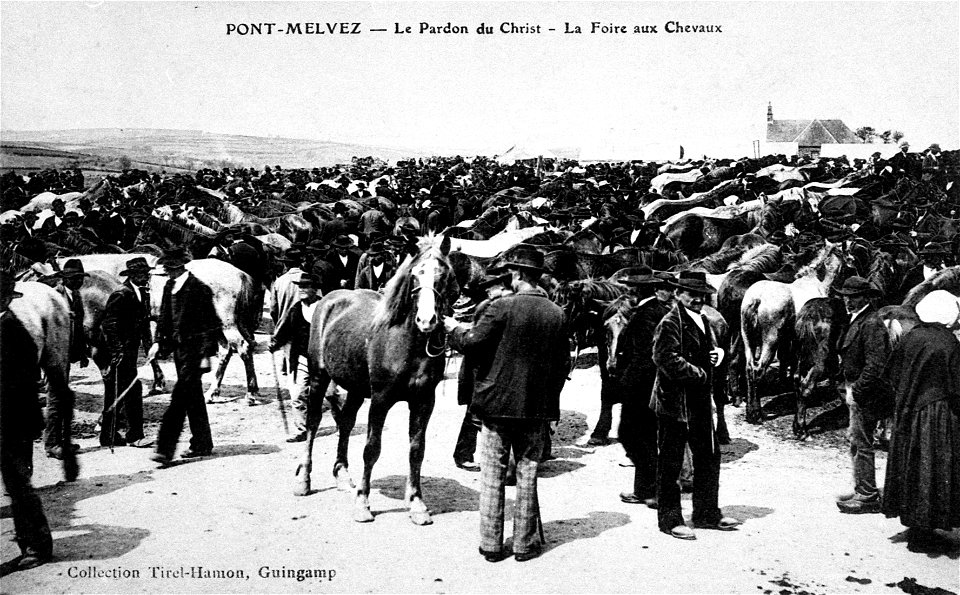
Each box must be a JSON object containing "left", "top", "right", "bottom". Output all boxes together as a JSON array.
[{"left": 11, "top": 281, "right": 71, "bottom": 369}]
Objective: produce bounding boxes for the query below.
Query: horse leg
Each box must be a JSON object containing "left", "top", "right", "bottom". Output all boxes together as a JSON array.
[
  {"left": 205, "top": 345, "right": 234, "bottom": 403},
  {"left": 149, "top": 360, "right": 167, "bottom": 395},
  {"left": 295, "top": 372, "right": 328, "bottom": 496},
  {"left": 355, "top": 396, "right": 392, "bottom": 523},
  {"left": 333, "top": 389, "right": 364, "bottom": 491},
  {"left": 406, "top": 396, "right": 436, "bottom": 526},
  {"left": 241, "top": 348, "right": 260, "bottom": 406},
  {"left": 728, "top": 334, "right": 745, "bottom": 407}
]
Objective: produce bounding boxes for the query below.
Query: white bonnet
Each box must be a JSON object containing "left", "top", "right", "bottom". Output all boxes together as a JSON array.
[{"left": 915, "top": 290, "right": 960, "bottom": 326}]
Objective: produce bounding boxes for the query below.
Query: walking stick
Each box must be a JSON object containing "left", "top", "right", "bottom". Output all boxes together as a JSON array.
[
  {"left": 108, "top": 353, "right": 121, "bottom": 454},
  {"left": 270, "top": 351, "right": 289, "bottom": 434}
]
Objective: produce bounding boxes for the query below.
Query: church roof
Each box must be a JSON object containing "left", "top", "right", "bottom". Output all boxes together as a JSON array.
[{"left": 767, "top": 118, "right": 861, "bottom": 145}]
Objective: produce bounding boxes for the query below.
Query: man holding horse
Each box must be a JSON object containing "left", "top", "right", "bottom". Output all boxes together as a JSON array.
[
  {"left": 99, "top": 257, "right": 154, "bottom": 448},
  {"left": 150, "top": 247, "right": 222, "bottom": 466},
  {"left": 651, "top": 271, "right": 740, "bottom": 540},
  {"left": 444, "top": 246, "right": 570, "bottom": 562},
  {"left": 835, "top": 276, "right": 893, "bottom": 514}
]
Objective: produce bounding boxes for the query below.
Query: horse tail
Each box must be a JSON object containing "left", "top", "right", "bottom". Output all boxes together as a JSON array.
[
  {"left": 740, "top": 296, "right": 762, "bottom": 371},
  {"left": 234, "top": 270, "right": 260, "bottom": 351}
]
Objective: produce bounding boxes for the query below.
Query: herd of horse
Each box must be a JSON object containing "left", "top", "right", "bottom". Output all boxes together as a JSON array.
[{"left": 6, "top": 167, "right": 960, "bottom": 525}]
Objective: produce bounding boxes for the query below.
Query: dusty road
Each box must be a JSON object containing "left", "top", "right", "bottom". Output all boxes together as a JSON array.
[{"left": 2, "top": 331, "right": 958, "bottom": 594}]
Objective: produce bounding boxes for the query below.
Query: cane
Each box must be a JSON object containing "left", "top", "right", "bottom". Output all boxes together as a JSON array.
[
  {"left": 108, "top": 353, "right": 122, "bottom": 454},
  {"left": 270, "top": 351, "right": 289, "bottom": 434}
]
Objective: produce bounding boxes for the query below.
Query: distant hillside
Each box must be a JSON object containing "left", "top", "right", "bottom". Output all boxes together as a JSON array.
[{"left": 0, "top": 128, "right": 447, "bottom": 172}]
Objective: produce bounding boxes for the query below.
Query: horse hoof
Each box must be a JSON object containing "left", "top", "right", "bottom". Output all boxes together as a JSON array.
[
  {"left": 63, "top": 455, "right": 80, "bottom": 483},
  {"left": 336, "top": 474, "right": 355, "bottom": 492},
  {"left": 354, "top": 507, "right": 375, "bottom": 523},
  {"left": 294, "top": 481, "right": 311, "bottom": 497},
  {"left": 409, "top": 510, "right": 433, "bottom": 526},
  {"left": 246, "top": 397, "right": 258, "bottom": 407}
]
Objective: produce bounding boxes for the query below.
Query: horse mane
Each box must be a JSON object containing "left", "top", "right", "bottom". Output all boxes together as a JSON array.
[
  {"left": 729, "top": 243, "right": 781, "bottom": 273},
  {"left": 573, "top": 278, "right": 629, "bottom": 302},
  {"left": 693, "top": 243, "right": 751, "bottom": 274},
  {"left": 602, "top": 292, "right": 639, "bottom": 320},
  {"left": 903, "top": 266, "right": 960, "bottom": 307},
  {"left": 795, "top": 242, "right": 838, "bottom": 280}
]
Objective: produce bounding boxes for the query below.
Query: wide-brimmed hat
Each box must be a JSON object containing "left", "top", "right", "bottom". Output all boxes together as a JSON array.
[
  {"left": 503, "top": 246, "right": 546, "bottom": 273},
  {"left": 156, "top": 247, "right": 191, "bottom": 267},
  {"left": 919, "top": 242, "right": 950, "bottom": 256},
  {"left": 619, "top": 265, "right": 659, "bottom": 286},
  {"left": 306, "top": 240, "right": 330, "bottom": 253},
  {"left": 670, "top": 271, "right": 716, "bottom": 294},
  {"left": 927, "top": 143, "right": 942, "bottom": 153},
  {"left": 293, "top": 273, "right": 320, "bottom": 289},
  {"left": 61, "top": 259, "right": 90, "bottom": 278},
  {"left": 366, "top": 241, "right": 387, "bottom": 256},
  {"left": 833, "top": 276, "right": 879, "bottom": 296},
  {"left": 119, "top": 257, "right": 152, "bottom": 276},
  {"left": 281, "top": 248, "right": 305, "bottom": 263},
  {"left": 476, "top": 272, "right": 513, "bottom": 291},
  {"left": 0, "top": 269, "right": 23, "bottom": 299},
  {"left": 331, "top": 235, "right": 355, "bottom": 249}
]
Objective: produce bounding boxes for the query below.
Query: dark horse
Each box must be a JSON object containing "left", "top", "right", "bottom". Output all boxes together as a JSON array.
[{"left": 296, "top": 234, "right": 458, "bottom": 525}]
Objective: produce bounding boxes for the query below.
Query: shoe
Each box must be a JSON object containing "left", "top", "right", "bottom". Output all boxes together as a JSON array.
[
  {"left": 664, "top": 525, "right": 696, "bottom": 540},
  {"left": 181, "top": 448, "right": 212, "bottom": 458},
  {"left": 515, "top": 549, "right": 542, "bottom": 562},
  {"left": 679, "top": 482, "right": 694, "bottom": 493},
  {"left": 150, "top": 452, "right": 173, "bottom": 467},
  {"left": 618, "top": 459, "right": 635, "bottom": 467},
  {"left": 479, "top": 547, "right": 509, "bottom": 563},
  {"left": 835, "top": 491, "right": 856, "bottom": 502},
  {"left": 694, "top": 516, "right": 741, "bottom": 531},
  {"left": 620, "top": 492, "right": 643, "bottom": 504},
  {"left": 46, "top": 447, "right": 64, "bottom": 460},
  {"left": 127, "top": 438, "right": 154, "bottom": 448},
  {"left": 16, "top": 553, "right": 49, "bottom": 571},
  {"left": 541, "top": 452, "right": 556, "bottom": 462},
  {"left": 837, "top": 499, "right": 881, "bottom": 514},
  {"left": 455, "top": 461, "right": 480, "bottom": 472},
  {"left": 286, "top": 432, "right": 307, "bottom": 443},
  {"left": 586, "top": 436, "right": 609, "bottom": 447},
  {"left": 644, "top": 498, "right": 658, "bottom": 509}
]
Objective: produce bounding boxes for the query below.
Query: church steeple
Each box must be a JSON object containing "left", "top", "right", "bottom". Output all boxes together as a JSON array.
[{"left": 767, "top": 102, "right": 773, "bottom": 123}]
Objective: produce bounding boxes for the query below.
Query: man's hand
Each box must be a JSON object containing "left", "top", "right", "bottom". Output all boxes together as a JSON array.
[
  {"left": 199, "top": 357, "right": 212, "bottom": 373},
  {"left": 147, "top": 342, "right": 160, "bottom": 362},
  {"left": 710, "top": 347, "right": 725, "bottom": 368},
  {"left": 268, "top": 339, "right": 279, "bottom": 353},
  {"left": 442, "top": 316, "right": 462, "bottom": 333}
]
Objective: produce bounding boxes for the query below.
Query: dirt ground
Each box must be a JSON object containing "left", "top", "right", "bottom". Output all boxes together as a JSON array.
[{"left": 2, "top": 330, "right": 958, "bottom": 594}]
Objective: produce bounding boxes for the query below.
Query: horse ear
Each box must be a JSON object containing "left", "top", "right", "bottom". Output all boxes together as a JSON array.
[{"left": 439, "top": 234, "right": 451, "bottom": 256}]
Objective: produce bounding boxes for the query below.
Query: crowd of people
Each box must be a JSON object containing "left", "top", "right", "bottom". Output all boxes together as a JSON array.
[{"left": 1, "top": 141, "right": 958, "bottom": 570}]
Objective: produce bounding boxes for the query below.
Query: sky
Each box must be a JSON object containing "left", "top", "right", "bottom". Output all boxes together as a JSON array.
[{"left": 1, "top": 1, "right": 958, "bottom": 158}]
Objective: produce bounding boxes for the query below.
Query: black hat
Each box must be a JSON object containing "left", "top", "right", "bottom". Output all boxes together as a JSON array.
[
  {"left": 60, "top": 258, "right": 90, "bottom": 278},
  {"left": 366, "top": 241, "right": 387, "bottom": 255},
  {"left": 619, "top": 265, "right": 658, "bottom": 286},
  {"left": 306, "top": 240, "right": 330, "bottom": 253},
  {"left": 119, "top": 257, "right": 152, "bottom": 276},
  {"left": 331, "top": 235, "right": 355, "bottom": 249},
  {"left": 504, "top": 246, "right": 545, "bottom": 273},
  {"left": 293, "top": 273, "right": 320, "bottom": 288},
  {"left": 476, "top": 272, "right": 513, "bottom": 291},
  {"left": 833, "top": 276, "right": 879, "bottom": 296},
  {"left": 670, "top": 271, "right": 716, "bottom": 294},
  {"left": 157, "top": 247, "right": 191, "bottom": 267},
  {"left": 282, "top": 248, "right": 305, "bottom": 263}
]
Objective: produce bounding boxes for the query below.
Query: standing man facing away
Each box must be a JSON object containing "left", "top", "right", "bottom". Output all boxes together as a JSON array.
[
  {"left": 444, "top": 247, "right": 570, "bottom": 562},
  {"left": 99, "top": 257, "right": 154, "bottom": 448},
  {"left": 835, "top": 276, "right": 892, "bottom": 514},
  {"left": 149, "top": 247, "right": 222, "bottom": 466},
  {"left": 0, "top": 269, "right": 53, "bottom": 571},
  {"left": 651, "top": 271, "right": 740, "bottom": 540}
]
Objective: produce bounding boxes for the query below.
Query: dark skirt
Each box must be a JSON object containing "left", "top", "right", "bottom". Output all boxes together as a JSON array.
[{"left": 883, "top": 401, "right": 960, "bottom": 531}]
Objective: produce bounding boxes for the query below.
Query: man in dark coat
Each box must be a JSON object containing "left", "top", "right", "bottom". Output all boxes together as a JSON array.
[
  {"left": 0, "top": 270, "right": 53, "bottom": 571},
  {"left": 444, "top": 247, "right": 570, "bottom": 562},
  {"left": 651, "top": 271, "right": 740, "bottom": 540},
  {"left": 616, "top": 270, "right": 674, "bottom": 508},
  {"left": 268, "top": 273, "right": 321, "bottom": 443},
  {"left": 98, "top": 257, "right": 154, "bottom": 448},
  {"left": 835, "top": 276, "right": 893, "bottom": 514},
  {"left": 882, "top": 290, "right": 960, "bottom": 552},
  {"left": 325, "top": 235, "right": 361, "bottom": 290},
  {"left": 150, "top": 248, "right": 222, "bottom": 466},
  {"left": 354, "top": 241, "right": 396, "bottom": 292}
]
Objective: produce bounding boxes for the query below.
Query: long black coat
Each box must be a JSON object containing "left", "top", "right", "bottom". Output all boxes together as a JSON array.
[
  {"left": 325, "top": 252, "right": 361, "bottom": 290},
  {"left": 0, "top": 311, "right": 44, "bottom": 444},
  {"left": 100, "top": 281, "right": 152, "bottom": 357},
  {"left": 650, "top": 304, "right": 715, "bottom": 421},
  {"left": 615, "top": 297, "right": 670, "bottom": 389},
  {"left": 840, "top": 305, "right": 892, "bottom": 414},
  {"left": 448, "top": 288, "right": 569, "bottom": 421},
  {"left": 156, "top": 274, "right": 222, "bottom": 360}
]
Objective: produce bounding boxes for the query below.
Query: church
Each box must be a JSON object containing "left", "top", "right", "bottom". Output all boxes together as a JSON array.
[{"left": 765, "top": 102, "right": 861, "bottom": 158}]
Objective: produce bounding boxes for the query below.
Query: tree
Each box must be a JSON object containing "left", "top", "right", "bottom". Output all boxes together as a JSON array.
[
  {"left": 891, "top": 130, "right": 904, "bottom": 144},
  {"left": 118, "top": 154, "right": 133, "bottom": 170},
  {"left": 855, "top": 126, "right": 877, "bottom": 142}
]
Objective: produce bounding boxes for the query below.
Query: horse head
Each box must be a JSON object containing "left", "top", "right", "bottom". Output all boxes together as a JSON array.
[{"left": 407, "top": 234, "right": 455, "bottom": 333}]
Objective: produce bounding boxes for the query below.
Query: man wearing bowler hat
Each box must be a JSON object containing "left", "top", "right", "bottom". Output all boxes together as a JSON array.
[
  {"left": 150, "top": 247, "right": 222, "bottom": 466},
  {"left": 325, "top": 235, "right": 361, "bottom": 290},
  {"left": 444, "top": 246, "right": 570, "bottom": 562},
  {"left": 98, "top": 257, "right": 154, "bottom": 448},
  {"left": 651, "top": 271, "right": 740, "bottom": 540},
  {"left": 355, "top": 241, "right": 396, "bottom": 292},
  {"left": 834, "top": 276, "right": 892, "bottom": 514}
]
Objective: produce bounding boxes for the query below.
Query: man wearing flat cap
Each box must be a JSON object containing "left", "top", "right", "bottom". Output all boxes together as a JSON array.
[
  {"left": 443, "top": 246, "right": 570, "bottom": 562},
  {"left": 651, "top": 271, "right": 740, "bottom": 540},
  {"left": 98, "top": 257, "right": 154, "bottom": 448},
  {"left": 835, "top": 276, "right": 892, "bottom": 514}
]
